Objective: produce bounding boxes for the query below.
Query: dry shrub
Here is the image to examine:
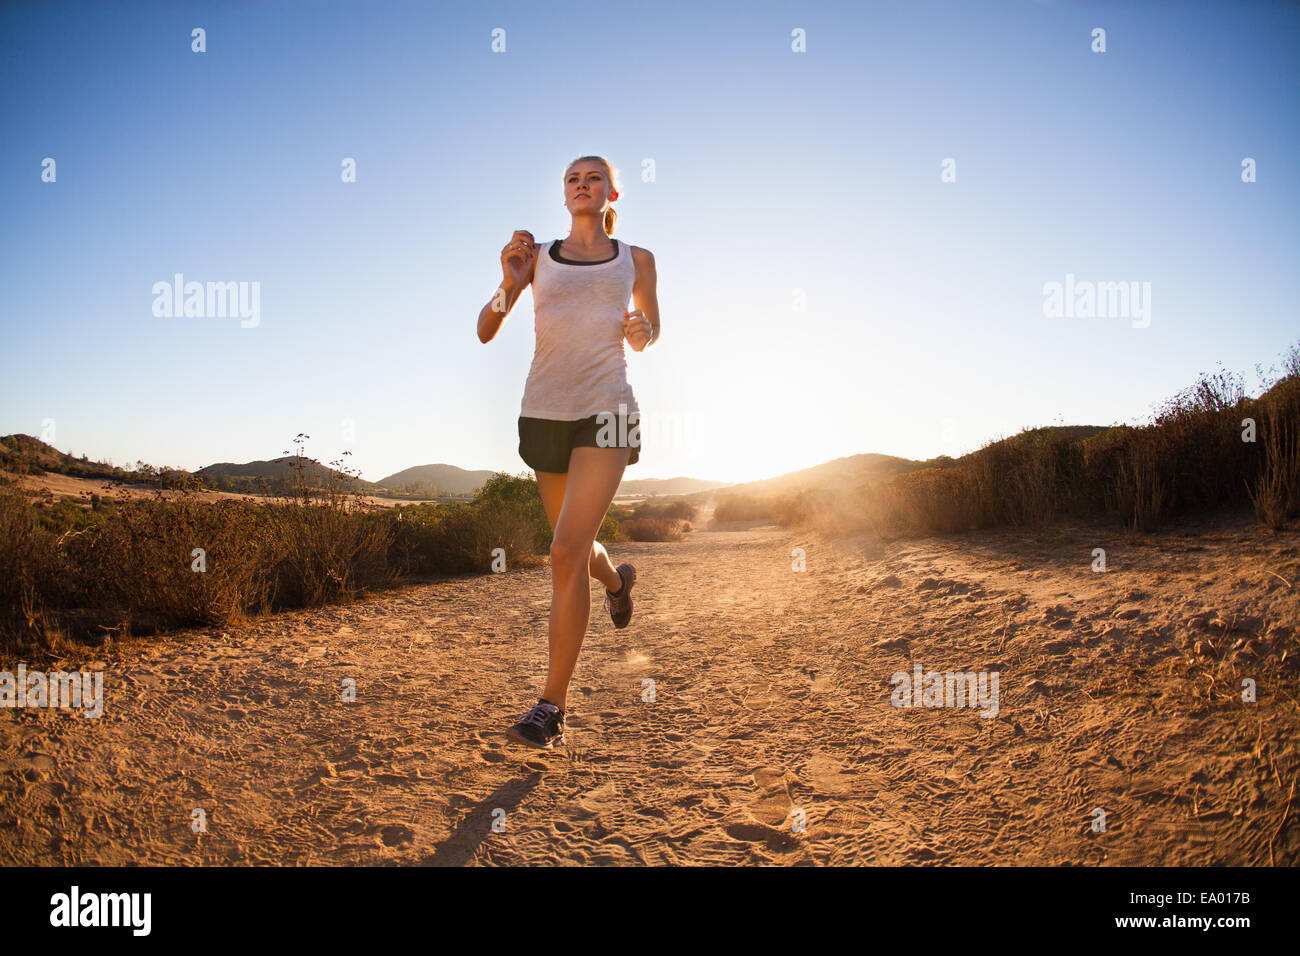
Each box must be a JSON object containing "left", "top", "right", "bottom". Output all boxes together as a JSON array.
[
  {"left": 0, "top": 444, "right": 562, "bottom": 662},
  {"left": 622, "top": 517, "right": 689, "bottom": 541},
  {"left": 1248, "top": 374, "right": 1300, "bottom": 530},
  {"left": 632, "top": 498, "right": 697, "bottom": 522},
  {"left": 772, "top": 344, "right": 1300, "bottom": 541},
  {"left": 262, "top": 496, "right": 393, "bottom": 608},
  {"left": 432, "top": 500, "right": 545, "bottom": 572},
  {"left": 713, "top": 494, "right": 775, "bottom": 523}
]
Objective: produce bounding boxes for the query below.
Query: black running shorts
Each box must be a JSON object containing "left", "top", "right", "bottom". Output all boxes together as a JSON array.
[{"left": 518, "top": 412, "right": 640, "bottom": 473}]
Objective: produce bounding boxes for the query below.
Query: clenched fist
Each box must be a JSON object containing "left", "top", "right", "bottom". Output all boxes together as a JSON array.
[
  {"left": 501, "top": 230, "right": 536, "bottom": 286},
  {"left": 623, "top": 309, "right": 653, "bottom": 351}
]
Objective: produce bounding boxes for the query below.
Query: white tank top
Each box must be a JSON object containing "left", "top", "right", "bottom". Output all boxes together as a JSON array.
[{"left": 519, "top": 237, "right": 639, "bottom": 421}]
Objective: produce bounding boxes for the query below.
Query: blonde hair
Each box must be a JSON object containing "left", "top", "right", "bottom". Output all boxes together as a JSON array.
[{"left": 564, "top": 155, "right": 621, "bottom": 236}]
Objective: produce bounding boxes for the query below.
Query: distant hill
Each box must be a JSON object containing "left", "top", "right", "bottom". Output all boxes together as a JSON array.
[
  {"left": 615, "top": 476, "right": 731, "bottom": 497},
  {"left": 196, "top": 458, "right": 373, "bottom": 494},
  {"left": 1, "top": 434, "right": 138, "bottom": 481},
  {"left": 672, "top": 427, "right": 1115, "bottom": 504},
  {"left": 0, "top": 434, "right": 378, "bottom": 497},
  {"left": 699, "top": 452, "right": 929, "bottom": 501},
  {"left": 375, "top": 464, "right": 499, "bottom": 497},
  {"left": 2, "top": 424, "right": 1118, "bottom": 505}
]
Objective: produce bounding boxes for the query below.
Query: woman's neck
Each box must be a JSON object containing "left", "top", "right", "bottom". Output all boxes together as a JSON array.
[{"left": 564, "top": 219, "right": 609, "bottom": 250}]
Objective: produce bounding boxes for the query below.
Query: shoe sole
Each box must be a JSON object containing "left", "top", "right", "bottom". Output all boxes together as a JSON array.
[
  {"left": 610, "top": 564, "right": 636, "bottom": 629},
  {"left": 505, "top": 726, "right": 564, "bottom": 750}
]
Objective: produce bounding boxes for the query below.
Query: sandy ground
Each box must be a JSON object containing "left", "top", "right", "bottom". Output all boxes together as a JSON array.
[{"left": 1, "top": 507, "right": 1297, "bottom": 865}]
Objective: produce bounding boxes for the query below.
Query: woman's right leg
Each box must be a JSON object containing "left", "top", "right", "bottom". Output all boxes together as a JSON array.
[
  {"left": 534, "top": 470, "right": 621, "bottom": 592},
  {"left": 538, "top": 446, "right": 630, "bottom": 710}
]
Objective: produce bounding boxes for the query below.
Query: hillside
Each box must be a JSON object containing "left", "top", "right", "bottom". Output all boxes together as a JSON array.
[
  {"left": 0, "top": 434, "right": 137, "bottom": 481},
  {"left": 615, "top": 476, "right": 731, "bottom": 497},
  {"left": 197, "top": 457, "right": 371, "bottom": 494},
  {"left": 1, "top": 424, "right": 1116, "bottom": 507},
  {"left": 685, "top": 427, "right": 1115, "bottom": 505},
  {"left": 375, "top": 463, "right": 499, "bottom": 497},
  {"left": 697, "top": 452, "right": 927, "bottom": 501}
]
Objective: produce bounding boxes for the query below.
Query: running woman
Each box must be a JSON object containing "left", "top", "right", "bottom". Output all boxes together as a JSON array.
[{"left": 476, "top": 155, "right": 660, "bottom": 749}]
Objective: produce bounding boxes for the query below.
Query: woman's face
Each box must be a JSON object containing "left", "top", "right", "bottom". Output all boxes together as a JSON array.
[{"left": 564, "top": 163, "right": 611, "bottom": 213}]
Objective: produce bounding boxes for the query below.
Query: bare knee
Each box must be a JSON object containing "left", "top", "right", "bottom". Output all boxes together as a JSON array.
[{"left": 550, "top": 537, "right": 592, "bottom": 577}]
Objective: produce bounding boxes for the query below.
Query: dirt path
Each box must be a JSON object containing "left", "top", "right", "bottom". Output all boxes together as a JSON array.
[{"left": 2, "top": 512, "right": 1297, "bottom": 865}]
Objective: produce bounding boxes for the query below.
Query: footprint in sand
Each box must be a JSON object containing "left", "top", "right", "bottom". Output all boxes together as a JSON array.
[
  {"left": 748, "top": 767, "right": 793, "bottom": 826},
  {"left": 208, "top": 703, "right": 247, "bottom": 720},
  {"left": 9, "top": 752, "right": 56, "bottom": 781},
  {"left": 724, "top": 821, "right": 782, "bottom": 843},
  {"left": 358, "top": 823, "right": 414, "bottom": 847},
  {"left": 803, "top": 753, "right": 857, "bottom": 796},
  {"left": 575, "top": 780, "right": 622, "bottom": 817}
]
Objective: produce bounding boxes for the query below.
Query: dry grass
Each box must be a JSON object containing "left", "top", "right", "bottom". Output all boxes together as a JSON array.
[
  {"left": 1249, "top": 377, "right": 1300, "bottom": 531},
  {"left": 621, "top": 517, "right": 692, "bottom": 541},
  {"left": 735, "top": 343, "right": 1300, "bottom": 541},
  {"left": 0, "top": 437, "right": 573, "bottom": 665},
  {"left": 629, "top": 498, "right": 697, "bottom": 522}
]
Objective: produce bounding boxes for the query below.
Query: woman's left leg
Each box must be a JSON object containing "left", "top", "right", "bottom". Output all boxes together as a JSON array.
[{"left": 542, "top": 444, "right": 631, "bottom": 710}]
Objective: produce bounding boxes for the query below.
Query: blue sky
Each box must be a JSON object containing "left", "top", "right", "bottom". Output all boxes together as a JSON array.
[{"left": 2, "top": 0, "right": 1297, "bottom": 485}]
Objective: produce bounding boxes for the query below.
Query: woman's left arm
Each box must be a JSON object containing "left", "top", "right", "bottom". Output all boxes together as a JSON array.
[{"left": 625, "top": 247, "right": 660, "bottom": 351}]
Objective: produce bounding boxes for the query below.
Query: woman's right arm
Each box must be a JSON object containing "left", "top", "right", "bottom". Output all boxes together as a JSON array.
[{"left": 478, "top": 230, "right": 537, "bottom": 343}]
